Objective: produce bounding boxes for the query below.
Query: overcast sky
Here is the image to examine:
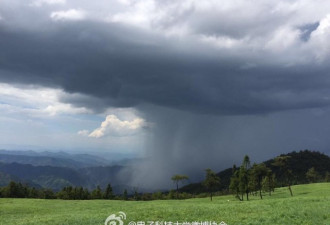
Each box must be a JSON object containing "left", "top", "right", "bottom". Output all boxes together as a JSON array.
[{"left": 1, "top": 0, "right": 330, "bottom": 184}]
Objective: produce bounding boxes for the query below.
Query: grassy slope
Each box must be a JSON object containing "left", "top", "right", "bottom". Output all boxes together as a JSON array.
[{"left": 1, "top": 183, "right": 330, "bottom": 225}]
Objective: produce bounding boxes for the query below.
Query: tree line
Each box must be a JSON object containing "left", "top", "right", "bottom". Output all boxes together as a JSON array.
[
  {"left": 172, "top": 154, "right": 330, "bottom": 201},
  {"left": 1, "top": 154, "right": 330, "bottom": 201},
  {"left": 0, "top": 181, "right": 196, "bottom": 200},
  {"left": 0, "top": 182, "right": 111, "bottom": 200},
  {"left": 229, "top": 155, "right": 276, "bottom": 201}
]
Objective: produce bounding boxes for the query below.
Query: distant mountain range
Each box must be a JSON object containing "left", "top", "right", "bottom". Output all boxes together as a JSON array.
[
  {"left": 1, "top": 149, "right": 329, "bottom": 194},
  {"left": 0, "top": 150, "right": 111, "bottom": 168},
  {"left": 0, "top": 150, "right": 140, "bottom": 193},
  {"left": 0, "top": 162, "right": 132, "bottom": 193}
]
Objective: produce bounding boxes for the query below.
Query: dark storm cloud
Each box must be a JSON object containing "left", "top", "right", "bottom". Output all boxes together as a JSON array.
[
  {"left": 1, "top": 20, "right": 330, "bottom": 116},
  {"left": 2, "top": 0, "right": 330, "bottom": 189},
  {"left": 125, "top": 104, "right": 330, "bottom": 189},
  {"left": 299, "top": 22, "right": 319, "bottom": 41}
]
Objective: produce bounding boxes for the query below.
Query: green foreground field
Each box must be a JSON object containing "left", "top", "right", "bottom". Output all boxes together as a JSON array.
[{"left": 1, "top": 183, "right": 330, "bottom": 225}]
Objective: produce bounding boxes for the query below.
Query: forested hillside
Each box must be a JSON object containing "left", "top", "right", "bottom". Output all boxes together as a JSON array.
[{"left": 180, "top": 150, "right": 330, "bottom": 194}]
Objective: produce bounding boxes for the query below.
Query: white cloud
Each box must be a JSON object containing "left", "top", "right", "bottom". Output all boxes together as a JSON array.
[
  {"left": 30, "top": 0, "right": 66, "bottom": 7},
  {"left": 77, "top": 129, "right": 90, "bottom": 136},
  {"left": 200, "top": 35, "right": 244, "bottom": 49},
  {"left": 265, "top": 26, "right": 301, "bottom": 52},
  {"left": 0, "top": 82, "right": 91, "bottom": 117},
  {"left": 89, "top": 114, "right": 145, "bottom": 138},
  {"left": 116, "top": 0, "right": 132, "bottom": 6},
  {"left": 309, "top": 14, "right": 330, "bottom": 61},
  {"left": 50, "top": 9, "right": 86, "bottom": 21},
  {"left": 313, "top": 14, "right": 330, "bottom": 35},
  {"left": 44, "top": 104, "right": 90, "bottom": 116},
  {"left": 106, "top": 0, "right": 156, "bottom": 28}
]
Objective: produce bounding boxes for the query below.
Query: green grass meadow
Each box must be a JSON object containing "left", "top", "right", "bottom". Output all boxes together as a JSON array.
[{"left": 1, "top": 183, "right": 330, "bottom": 225}]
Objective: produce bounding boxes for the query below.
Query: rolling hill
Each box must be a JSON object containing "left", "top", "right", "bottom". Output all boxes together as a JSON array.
[{"left": 180, "top": 150, "right": 330, "bottom": 194}]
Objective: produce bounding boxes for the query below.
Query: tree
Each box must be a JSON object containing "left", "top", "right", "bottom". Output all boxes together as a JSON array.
[
  {"left": 230, "top": 170, "right": 242, "bottom": 201},
  {"left": 203, "top": 169, "right": 220, "bottom": 201},
  {"left": 66, "top": 186, "right": 74, "bottom": 199},
  {"left": 242, "top": 155, "right": 251, "bottom": 170},
  {"left": 248, "top": 164, "right": 258, "bottom": 196},
  {"left": 29, "top": 187, "right": 39, "bottom": 198},
  {"left": 229, "top": 165, "right": 242, "bottom": 201},
  {"left": 42, "top": 189, "right": 55, "bottom": 199},
  {"left": 262, "top": 171, "right": 276, "bottom": 196},
  {"left": 251, "top": 163, "right": 269, "bottom": 199},
  {"left": 104, "top": 184, "right": 114, "bottom": 199},
  {"left": 238, "top": 155, "right": 251, "bottom": 200},
  {"left": 123, "top": 189, "right": 128, "bottom": 200},
  {"left": 91, "top": 186, "right": 102, "bottom": 199},
  {"left": 57, "top": 187, "right": 69, "bottom": 199},
  {"left": 171, "top": 174, "right": 189, "bottom": 199},
  {"left": 77, "top": 187, "right": 84, "bottom": 199},
  {"left": 306, "top": 167, "right": 319, "bottom": 183},
  {"left": 6, "top": 181, "right": 19, "bottom": 198},
  {"left": 325, "top": 172, "right": 330, "bottom": 182},
  {"left": 272, "top": 156, "right": 293, "bottom": 196},
  {"left": 167, "top": 190, "right": 176, "bottom": 199},
  {"left": 72, "top": 187, "right": 83, "bottom": 200},
  {"left": 16, "top": 182, "right": 28, "bottom": 198},
  {"left": 239, "top": 167, "right": 248, "bottom": 200},
  {"left": 83, "top": 188, "right": 90, "bottom": 200},
  {"left": 132, "top": 187, "right": 140, "bottom": 201},
  {"left": 152, "top": 191, "right": 163, "bottom": 200}
]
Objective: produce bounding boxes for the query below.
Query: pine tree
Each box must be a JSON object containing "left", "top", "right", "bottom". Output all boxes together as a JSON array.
[
  {"left": 238, "top": 155, "right": 251, "bottom": 200},
  {"left": 123, "top": 189, "right": 128, "bottom": 200},
  {"left": 104, "top": 184, "right": 114, "bottom": 199},
  {"left": 203, "top": 168, "right": 220, "bottom": 201}
]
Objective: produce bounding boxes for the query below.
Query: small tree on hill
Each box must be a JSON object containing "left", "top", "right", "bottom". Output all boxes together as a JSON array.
[
  {"left": 325, "top": 172, "right": 330, "bottom": 182},
  {"left": 203, "top": 168, "right": 220, "bottom": 201},
  {"left": 272, "top": 156, "right": 293, "bottom": 196},
  {"left": 306, "top": 167, "right": 319, "bottom": 183},
  {"left": 251, "top": 163, "right": 269, "bottom": 199},
  {"left": 229, "top": 165, "right": 242, "bottom": 201},
  {"left": 239, "top": 167, "right": 249, "bottom": 200},
  {"left": 262, "top": 170, "right": 276, "bottom": 196},
  {"left": 238, "top": 155, "right": 251, "bottom": 200},
  {"left": 242, "top": 155, "right": 251, "bottom": 170},
  {"left": 171, "top": 174, "right": 189, "bottom": 199},
  {"left": 248, "top": 164, "right": 258, "bottom": 196}
]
